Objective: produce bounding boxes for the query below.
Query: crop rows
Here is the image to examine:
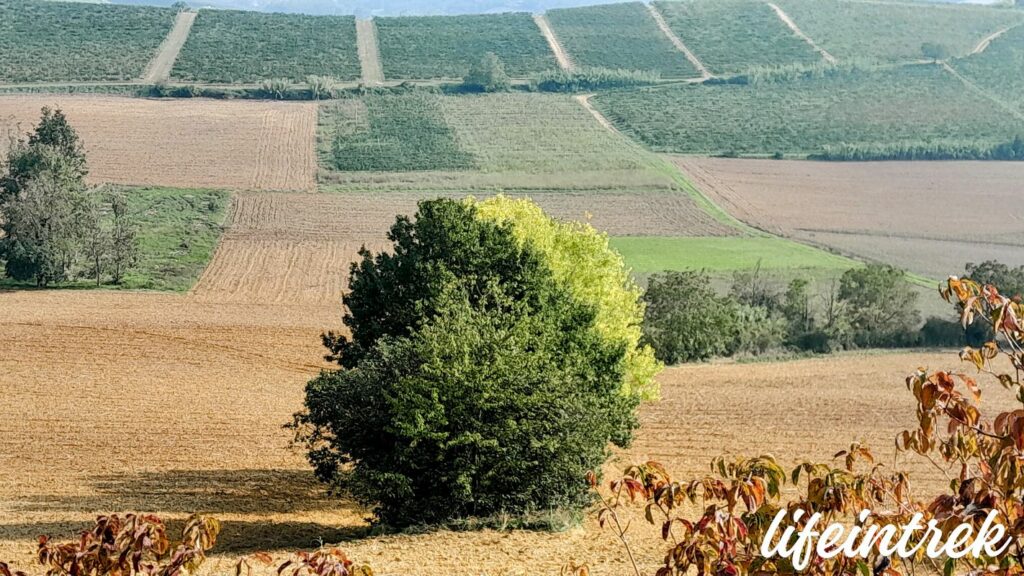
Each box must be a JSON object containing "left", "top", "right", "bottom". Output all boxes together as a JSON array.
[
  {"left": 545, "top": 2, "right": 697, "bottom": 78},
  {"left": 0, "top": 0, "right": 175, "bottom": 83},
  {"left": 773, "top": 0, "right": 1024, "bottom": 63},
  {"left": 652, "top": 0, "right": 821, "bottom": 75},
  {"left": 375, "top": 13, "right": 556, "bottom": 79},
  {"left": 954, "top": 25, "right": 1024, "bottom": 114},
  {"left": 592, "top": 64, "right": 1024, "bottom": 155},
  {"left": 172, "top": 9, "right": 360, "bottom": 83}
]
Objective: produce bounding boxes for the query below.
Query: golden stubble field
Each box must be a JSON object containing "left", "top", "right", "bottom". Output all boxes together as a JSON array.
[
  {"left": 675, "top": 157, "right": 1024, "bottom": 279},
  {"left": 0, "top": 95, "right": 317, "bottom": 191},
  {"left": 2, "top": 283, "right": 1018, "bottom": 575}
]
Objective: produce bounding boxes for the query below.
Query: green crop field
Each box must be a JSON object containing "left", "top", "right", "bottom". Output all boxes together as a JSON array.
[
  {"left": 545, "top": 2, "right": 698, "bottom": 78},
  {"left": 375, "top": 13, "right": 556, "bottom": 79},
  {"left": 0, "top": 0, "right": 175, "bottom": 83},
  {"left": 652, "top": 0, "right": 821, "bottom": 75},
  {"left": 610, "top": 236, "right": 856, "bottom": 274},
  {"left": 954, "top": 25, "right": 1024, "bottom": 114},
  {"left": 773, "top": 0, "right": 1023, "bottom": 63},
  {"left": 171, "top": 10, "right": 360, "bottom": 83},
  {"left": 593, "top": 64, "right": 1024, "bottom": 155}
]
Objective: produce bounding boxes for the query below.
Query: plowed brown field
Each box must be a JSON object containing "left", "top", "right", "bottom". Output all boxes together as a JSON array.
[
  {"left": 0, "top": 95, "right": 317, "bottom": 191},
  {"left": 675, "top": 157, "right": 1024, "bottom": 279},
  {"left": 1, "top": 287, "right": 1015, "bottom": 575}
]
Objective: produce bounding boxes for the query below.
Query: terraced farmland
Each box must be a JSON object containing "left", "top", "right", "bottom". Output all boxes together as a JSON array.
[
  {"left": 375, "top": 13, "right": 556, "bottom": 79},
  {"left": 545, "top": 2, "right": 698, "bottom": 77},
  {"left": 772, "top": 0, "right": 1024, "bottom": 63},
  {"left": 593, "top": 64, "right": 1024, "bottom": 155},
  {"left": 675, "top": 157, "right": 1024, "bottom": 279},
  {"left": 0, "top": 95, "right": 317, "bottom": 190},
  {"left": 171, "top": 10, "right": 360, "bottom": 83},
  {"left": 0, "top": 0, "right": 175, "bottom": 83},
  {"left": 651, "top": 0, "right": 822, "bottom": 75},
  {"left": 954, "top": 24, "right": 1024, "bottom": 114}
]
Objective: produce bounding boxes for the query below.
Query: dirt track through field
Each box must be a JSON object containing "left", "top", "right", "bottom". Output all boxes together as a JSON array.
[
  {"left": 646, "top": 3, "right": 712, "bottom": 79},
  {"left": 142, "top": 11, "right": 196, "bottom": 83},
  {"left": 0, "top": 95, "right": 317, "bottom": 190},
  {"left": 534, "top": 14, "right": 575, "bottom": 72},
  {"left": 766, "top": 2, "right": 837, "bottom": 64},
  {"left": 971, "top": 24, "right": 1019, "bottom": 55},
  {"left": 355, "top": 19, "right": 384, "bottom": 85}
]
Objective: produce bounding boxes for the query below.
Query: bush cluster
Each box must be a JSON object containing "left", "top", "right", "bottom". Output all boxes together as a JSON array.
[{"left": 295, "top": 197, "right": 654, "bottom": 528}]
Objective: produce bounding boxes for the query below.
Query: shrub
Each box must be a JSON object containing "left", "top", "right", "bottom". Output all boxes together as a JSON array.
[
  {"left": 533, "top": 67, "right": 660, "bottom": 92},
  {"left": 298, "top": 198, "right": 640, "bottom": 527},
  {"left": 730, "top": 304, "right": 787, "bottom": 356},
  {"left": 461, "top": 52, "right": 510, "bottom": 93},
  {"left": 641, "top": 270, "right": 738, "bottom": 364},
  {"left": 838, "top": 264, "right": 920, "bottom": 347},
  {"left": 473, "top": 195, "right": 661, "bottom": 399}
]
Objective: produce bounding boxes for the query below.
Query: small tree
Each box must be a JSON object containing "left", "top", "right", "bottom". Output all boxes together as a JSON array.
[
  {"left": 108, "top": 193, "right": 139, "bottom": 285},
  {"left": 1, "top": 106, "right": 87, "bottom": 203},
  {"left": 921, "top": 41, "right": 949, "bottom": 62},
  {"left": 81, "top": 199, "right": 109, "bottom": 286},
  {"left": 838, "top": 264, "right": 920, "bottom": 347},
  {"left": 462, "top": 52, "right": 511, "bottom": 93},
  {"left": 641, "top": 270, "right": 739, "bottom": 364}
]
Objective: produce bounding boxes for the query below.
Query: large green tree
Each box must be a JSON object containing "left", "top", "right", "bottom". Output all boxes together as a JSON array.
[
  {"left": 838, "top": 264, "right": 920, "bottom": 347},
  {"left": 300, "top": 198, "right": 639, "bottom": 527}
]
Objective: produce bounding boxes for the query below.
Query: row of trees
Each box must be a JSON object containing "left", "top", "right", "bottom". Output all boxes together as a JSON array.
[
  {"left": 1, "top": 108, "right": 139, "bottom": 287},
  {"left": 641, "top": 263, "right": 923, "bottom": 364}
]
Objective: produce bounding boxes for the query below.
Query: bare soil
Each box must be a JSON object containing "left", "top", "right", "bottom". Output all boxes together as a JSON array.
[
  {"left": 355, "top": 19, "right": 384, "bottom": 85},
  {"left": 675, "top": 157, "right": 1024, "bottom": 278},
  {"left": 534, "top": 14, "right": 575, "bottom": 72},
  {"left": 142, "top": 11, "right": 197, "bottom": 83},
  {"left": 0, "top": 95, "right": 317, "bottom": 191}
]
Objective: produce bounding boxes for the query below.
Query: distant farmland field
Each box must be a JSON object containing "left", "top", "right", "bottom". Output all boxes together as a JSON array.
[
  {"left": 545, "top": 2, "right": 698, "bottom": 77},
  {"left": 0, "top": 95, "right": 317, "bottom": 190},
  {"left": 651, "top": 0, "right": 821, "bottom": 74},
  {"left": 375, "top": 13, "right": 556, "bottom": 79},
  {"left": 954, "top": 25, "right": 1024, "bottom": 114},
  {"left": 593, "top": 64, "right": 1024, "bottom": 155},
  {"left": 171, "top": 10, "right": 360, "bottom": 83},
  {"left": 773, "top": 0, "right": 1023, "bottom": 62},
  {"left": 675, "top": 157, "right": 1024, "bottom": 279},
  {"left": 0, "top": 0, "right": 175, "bottom": 82}
]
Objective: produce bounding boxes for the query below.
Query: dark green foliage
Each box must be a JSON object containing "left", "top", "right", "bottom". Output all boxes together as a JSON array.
[
  {"left": 921, "top": 42, "right": 950, "bottom": 62},
  {"left": 919, "top": 316, "right": 965, "bottom": 347},
  {"left": 641, "top": 270, "right": 739, "bottom": 364},
  {"left": 0, "top": 0, "right": 175, "bottom": 82},
  {"left": 545, "top": 2, "right": 697, "bottom": 77},
  {"left": 172, "top": 10, "right": 360, "bottom": 82},
  {"left": 810, "top": 136, "right": 1024, "bottom": 161},
  {"left": 301, "top": 198, "right": 637, "bottom": 527},
  {"left": 462, "top": 52, "right": 511, "bottom": 93},
  {"left": 594, "top": 65, "right": 1024, "bottom": 155},
  {"left": 376, "top": 13, "right": 555, "bottom": 79},
  {"left": 534, "top": 67, "right": 660, "bottom": 92},
  {"left": 838, "top": 264, "right": 921, "bottom": 348},
  {"left": 326, "top": 94, "right": 473, "bottom": 172},
  {"left": 2, "top": 107, "right": 88, "bottom": 203},
  {"left": 652, "top": 0, "right": 821, "bottom": 75}
]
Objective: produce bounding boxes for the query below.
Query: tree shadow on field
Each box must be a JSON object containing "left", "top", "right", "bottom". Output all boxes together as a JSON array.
[{"left": 4, "top": 469, "right": 371, "bottom": 552}]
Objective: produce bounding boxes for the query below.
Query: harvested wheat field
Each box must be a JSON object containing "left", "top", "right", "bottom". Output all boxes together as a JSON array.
[
  {"left": 1, "top": 286, "right": 1016, "bottom": 575},
  {"left": 192, "top": 190, "right": 735, "bottom": 304},
  {"left": 0, "top": 95, "right": 317, "bottom": 191},
  {"left": 675, "top": 157, "right": 1024, "bottom": 279}
]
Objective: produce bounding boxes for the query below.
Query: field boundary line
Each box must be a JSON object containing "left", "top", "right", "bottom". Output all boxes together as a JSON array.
[
  {"left": 356, "top": 18, "right": 385, "bottom": 85},
  {"left": 971, "top": 24, "right": 1020, "bottom": 56},
  {"left": 534, "top": 14, "right": 575, "bottom": 72},
  {"left": 645, "top": 3, "right": 712, "bottom": 80},
  {"left": 940, "top": 61, "right": 1024, "bottom": 123},
  {"left": 141, "top": 10, "right": 196, "bottom": 83},
  {"left": 765, "top": 2, "right": 838, "bottom": 65}
]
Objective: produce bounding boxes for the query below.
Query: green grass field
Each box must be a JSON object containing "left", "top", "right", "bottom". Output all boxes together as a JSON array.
[
  {"left": 375, "top": 13, "right": 556, "bottom": 79},
  {"left": 593, "top": 63, "right": 1024, "bottom": 155},
  {"left": 545, "top": 2, "right": 697, "bottom": 78},
  {"left": 172, "top": 10, "right": 360, "bottom": 83},
  {"left": 652, "top": 0, "right": 821, "bottom": 75},
  {"left": 0, "top": 0, "right": 175, "bottom": 83},
  {"left": 611, "top": 236, "right": 856, "bottom": 274},
  {"left": 953, "top": 24, "right": 1024, "bottom": 114},
  {"left": 773, "top": 0, "right": 1023, "bottom": 63}
]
